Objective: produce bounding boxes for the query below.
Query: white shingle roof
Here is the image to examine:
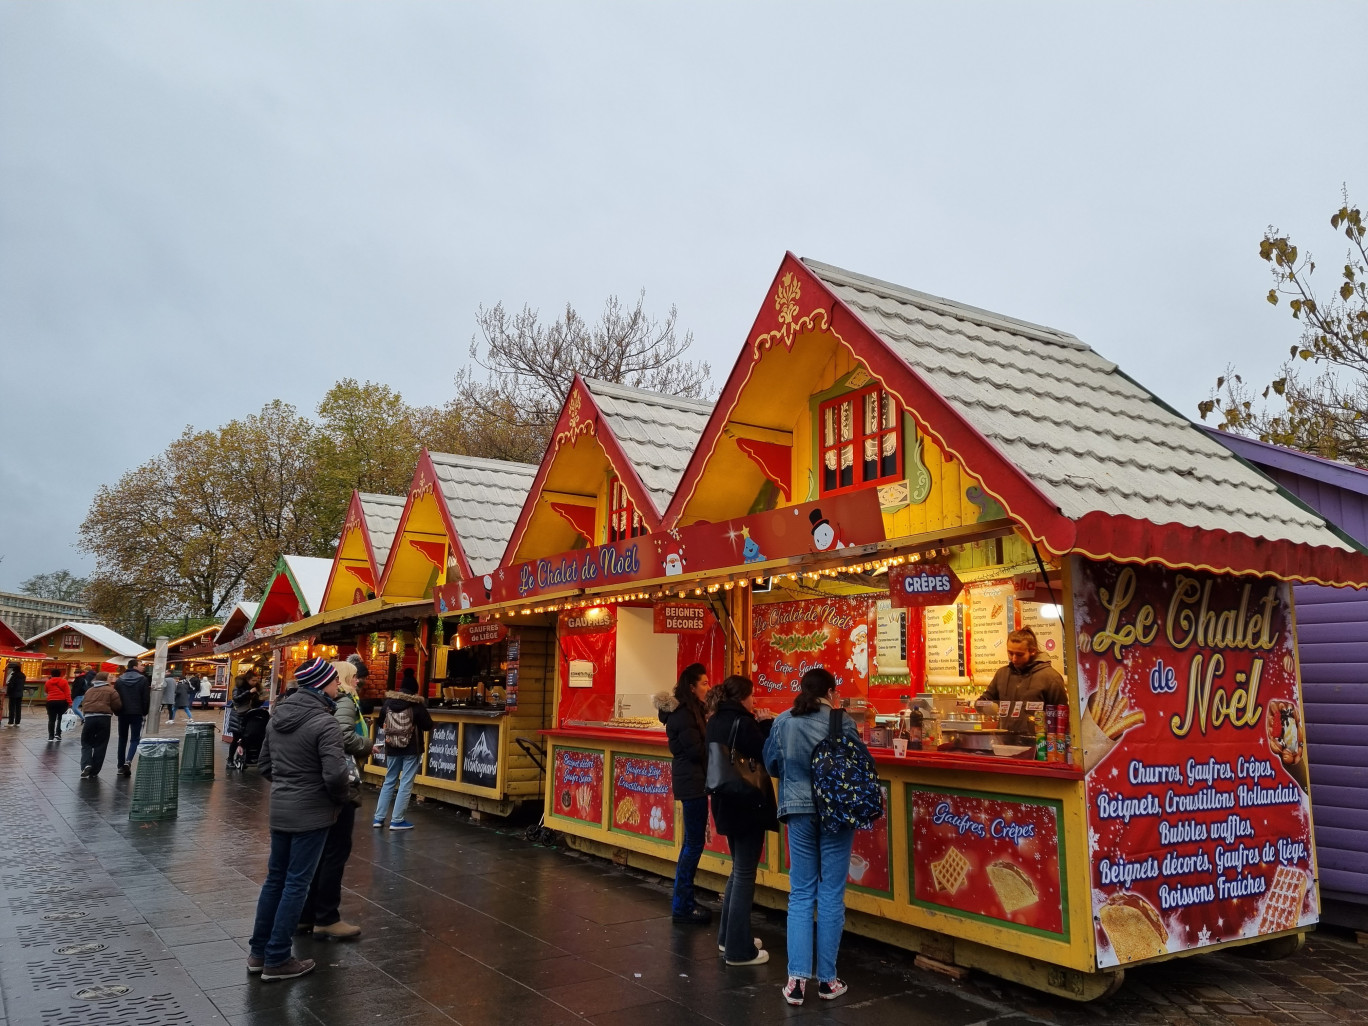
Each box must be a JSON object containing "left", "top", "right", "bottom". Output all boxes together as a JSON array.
[
  {"left": 806, "top": 258, "right": 1356, "bottom": 554},
  {"left": 25, "top": 621, "right": 144, "bottom": 658},
  {"left": 358, "top": 493, "right": 406, "bottom": 569},
  {"left": 283, "top": 556, "right": 333, "bottom": 617},
  {"left": 429, "top": 454, "right": 539, "bottom": 577},
  {"left": 583, "top": 378, "right": 714, "bottom": 514}
]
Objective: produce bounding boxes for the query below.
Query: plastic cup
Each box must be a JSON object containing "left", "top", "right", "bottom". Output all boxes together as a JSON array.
[{"left": 893, "top": 737, "right": 909, "bottom": 757}]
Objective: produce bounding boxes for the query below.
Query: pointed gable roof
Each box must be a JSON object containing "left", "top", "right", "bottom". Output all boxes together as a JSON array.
[
  {"left": 667, "top": 252, "right": 1368, "bottom": 587},
  {"left": 360, "top": 492, "right": 405, "bottom": 568},
  {"left": 320, "top": 491, "right": 407, "bottom": 612},
  {"left": 502, "top": 375, "right": 712, "bottom": 563},
  {"left": 25, "top": 621, "right": 143, "bottom": 658},
  {"left": 248, "top": 555, "right": 332, "bottom": 633},
  {"left": 377, "top": 450, "right": 538, "bottom": 598}
]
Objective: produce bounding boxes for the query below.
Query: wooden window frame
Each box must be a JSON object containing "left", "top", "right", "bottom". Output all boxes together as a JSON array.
[
  {"left": 817, "top": 385, "right": 903, "bottom": 496},
  {"left": 607, "top": 476, "right": 648, "bottom": 542}
]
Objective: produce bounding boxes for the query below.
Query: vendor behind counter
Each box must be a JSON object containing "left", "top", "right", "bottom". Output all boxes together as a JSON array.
[{"left": 976, "top": 627, "right": 1067, "bottom": 735}]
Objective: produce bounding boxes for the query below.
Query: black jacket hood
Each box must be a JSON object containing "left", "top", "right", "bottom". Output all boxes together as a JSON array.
[{"left": 271, "top": 688, "right": 336, "bottom": 734}]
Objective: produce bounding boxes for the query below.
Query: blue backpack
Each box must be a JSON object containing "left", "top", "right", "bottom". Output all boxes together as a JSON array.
[{"left": 810, "top": 710, "right": 884, "bottom": 834}]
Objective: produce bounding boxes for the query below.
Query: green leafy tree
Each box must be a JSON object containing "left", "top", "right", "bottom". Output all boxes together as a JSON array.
[
  {"left": 1200, "top": 190, "right": 1368, "bottom": 463},
  {"left": 18, "top": 570, "right": 90, "bottom": 603}
]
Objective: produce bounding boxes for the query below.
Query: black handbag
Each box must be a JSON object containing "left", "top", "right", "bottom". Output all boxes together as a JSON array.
[{"left": 706, "top": 719, "right": 766, "bottom": 798}]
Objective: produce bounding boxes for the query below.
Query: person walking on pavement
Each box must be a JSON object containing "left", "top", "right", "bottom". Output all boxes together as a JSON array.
[
  {"left": 247, "top": 657, "right": 350, "bottom": 981},
  {"left": 371, "top": 667, "right": 432, "bottom": 831},
  {"left": 44, "top": 669, "right": 72, "bottom": 742},
  {"left": 114, "top": 659, "right": 151, "bottom": 776},
  {"left": 298, "top": 661, "right": 370, "bottom": 940},
  {"left": 171, "top": 675, "right": 195, "bottom": 722},
  {"left": 79, "top": 672, "right": 122, "bottom": 777},
  {"left": 705, "top": 675, "right": 776, "bottom": 967},
  {"left": 655, "top": 662, "right": 712, "bottom": 925},
  {"left": 70, "top": 666, "right": 93, "bottom": 722},
  {"left": 763, "top": 667, "right": 863, "bottom": 1006},
  {"left": 5, "top": 661, "right": 27, "bottom": 726},
  {"left": 160, "top": 669, "right": 177, "bottom": 722}
]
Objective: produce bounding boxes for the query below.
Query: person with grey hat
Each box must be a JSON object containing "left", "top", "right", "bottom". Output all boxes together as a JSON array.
[{"left": 246, "top": 657, "right": 350, "bottom": 982}]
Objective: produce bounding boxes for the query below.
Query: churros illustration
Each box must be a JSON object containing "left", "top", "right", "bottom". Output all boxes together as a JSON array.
[
  {"left": 1257, "top": 866, "right": 1308, "bottom": 933},
  {"left": 1082, "top": 661, "right": 1146, "bottom": 773},
  {"left": 987, "top": 860, "right": 1038, "bottom": 913},
  {"left": 930, "top": 847, "right": 970, "bottom": 894}
]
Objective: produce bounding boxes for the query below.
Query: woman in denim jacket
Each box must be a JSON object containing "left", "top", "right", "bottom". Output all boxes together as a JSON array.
[{"left": 762, "top": 667, "right": 862, "bottom": 1006}]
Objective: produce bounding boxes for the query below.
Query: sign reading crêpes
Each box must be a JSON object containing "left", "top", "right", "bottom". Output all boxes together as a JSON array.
[{"left": 888, "top": 564, "right": 961, "bottom": 608}]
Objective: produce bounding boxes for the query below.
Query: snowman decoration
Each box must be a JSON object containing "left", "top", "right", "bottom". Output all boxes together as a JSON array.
[{"left": 809, "top": 508, "right": 847, "bottom": 552}]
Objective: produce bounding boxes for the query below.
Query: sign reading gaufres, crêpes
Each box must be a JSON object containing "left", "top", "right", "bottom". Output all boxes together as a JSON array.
[
  {"left": 1072, "top": 558, "right": 1316, "bottom": 970},
  {"left": 433, "top": 491, "right": 886, "bottom": 614}
]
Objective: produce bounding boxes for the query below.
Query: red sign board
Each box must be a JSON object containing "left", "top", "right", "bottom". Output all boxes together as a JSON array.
[
  {"left": 559, "top": 608, "right": 616, "bottom": 635},
  {"left": 550, "top": 747, "right": 604, "bottom": 825},
  {"left": 654, "top": 601, "right": 709, "bottom": 633},
  {"left": 750, "top": 596, "right": 875, "bottom": 715},
  {"left": 1072, "top": 559, "right": 1316, "bottom": 968},
  {"left": 456, "top": 621, "right": 508, "bottom": 647},
  {"left": 434, "top": 490, "right": 886, "bottom": 613},
  {"left": 911, "top": 787, "right": 1066, "bottom": 936},
  {"left": 609, "top": 754, "right": 674, "bottom": 843},
  {"left": 888, "top": 564, "right": 961, "bottom": 608}
]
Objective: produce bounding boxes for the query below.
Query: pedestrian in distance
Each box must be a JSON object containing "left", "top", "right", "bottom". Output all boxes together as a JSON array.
[
  {"left": 160, "top": 668, "right": 177, "bottom": 721},
  {"left": 298, "top": 660, "right": 371, "bottom": 940},
  {"left": 4, "top": 661, "right": 26, "bottom": 725},
  {"left": 247, "top": 657, "right": 350, "bottom": 982},
  {"left": 655, "top": 662, "right": 712, "bottom": 925},
  {"left": 705, "top": 674, "right": 776, "bottom": 966},
  {"left": 171, "top": 674, "right": 195, "bottom": 723},
  {"left": 70, "top": 665, "right": 93, "bottom": 722},
  {"left": 79, "top": 672, "right": 122, "bottom": 777},
  {"left": 114, "top": 659, "right": 152, "bottom": 776},
  {"left": 763, "top": 667, "right": 864, "bottom": 1006},
  {"left": 44, "top": 669, "right": 71, "bottom": 742},
  {"left": 371, "top": 666, "right": 432, "bottom": 831}
]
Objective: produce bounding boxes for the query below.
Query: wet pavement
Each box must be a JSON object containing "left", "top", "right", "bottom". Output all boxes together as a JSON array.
[{"left": 0, "top": 714, "right": 1363, "bottom": 1026}]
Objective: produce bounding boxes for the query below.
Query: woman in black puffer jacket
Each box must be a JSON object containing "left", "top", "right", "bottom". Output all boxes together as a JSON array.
[
  {"left": 705, "top": 675, "right": 775, "bottom": 967},
  {"left": 655, "top": 663, "right": 711, "bottom": 924}
]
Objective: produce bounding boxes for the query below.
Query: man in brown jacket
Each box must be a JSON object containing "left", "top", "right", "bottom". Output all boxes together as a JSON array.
[{"left": 79, "top": 672, "right": 123, "bottom": 778}]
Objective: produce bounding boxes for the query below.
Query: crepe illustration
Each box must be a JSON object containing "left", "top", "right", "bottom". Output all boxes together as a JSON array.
[
  {"left": 614, "top": 796, "right": 641, "bottom": 826},
  {"left": 930, "top": 847, "right": 970, "bottom": 894},
  {"left": 1098, "top": 892, "right": 1168, "bottom": 963},
  {"left": 1265, "top": 699, "right": 1310, "bottom": 793},
  {"left": 987, "top": 860, "right": 1038, "bottom": 913},
  {"left": 1257, "top": 866, "right": 1309, "bottom": 933}
]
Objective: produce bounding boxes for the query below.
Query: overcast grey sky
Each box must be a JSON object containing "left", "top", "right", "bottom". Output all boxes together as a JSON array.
[{"left": 2, "top": 2, "right": 1365, "bottom": 593}]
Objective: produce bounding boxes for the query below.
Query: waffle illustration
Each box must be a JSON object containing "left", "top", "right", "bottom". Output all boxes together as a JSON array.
[
  {"left": 1257, "top": 866, "right": 1308, "bottom": 933},
  {"left": 930, "top": 847, "right": 970, "bottom": 894},
  {"left": 614, "top": 796, "right": 641, "bottom": 826},
  {"left": 987, "top": 859, "right": 1038, "bottom": 913}
]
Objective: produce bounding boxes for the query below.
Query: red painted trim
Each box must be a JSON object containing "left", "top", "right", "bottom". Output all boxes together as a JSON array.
[
  {"left": 343, "top": 564, "right": 376, "bottom": 591},
  {"left": 501, "top": 375, "right": 667, "bottom": 566},
  {"left": 408, "top": 538, "right": 448, "bottom": 570},
  {"left": 550, "top": 501, "right": 596, "bottom": 544},
  {"left": 734, "top": 438, "right": 792, "bottom": 501},
  {"left": 377, "top": 450, "right": 475, "bottom": 596}
]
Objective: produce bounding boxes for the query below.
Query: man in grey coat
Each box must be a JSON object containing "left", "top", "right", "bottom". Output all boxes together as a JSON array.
[{"left": 246, "top": 658, "right": 350, "bottom": 981}]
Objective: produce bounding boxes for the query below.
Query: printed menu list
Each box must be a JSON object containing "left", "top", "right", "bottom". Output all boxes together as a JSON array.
[{"left": 1072, "top": 559, "right": 1316, "bottom": 968}]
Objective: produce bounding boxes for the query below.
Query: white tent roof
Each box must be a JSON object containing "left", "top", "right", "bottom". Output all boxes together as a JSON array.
[
  {"left": 25, "top": 621, "right": 144, "bottom": 658},
  {"left": 283, "top": 555, "right": 333, "bottom": 616}
]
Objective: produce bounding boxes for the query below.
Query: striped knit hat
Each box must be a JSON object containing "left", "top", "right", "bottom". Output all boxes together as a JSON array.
[{"left": 294, "top": 657, "right": 338, "bottom": 691}]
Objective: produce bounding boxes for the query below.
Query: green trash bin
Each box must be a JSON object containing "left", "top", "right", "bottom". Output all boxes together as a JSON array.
[
  {"left": 180, "top": 722, "right": 216, "bottom": 781},
  {"left": 129, "top": 738, "right": 180, "bottom": 822}
]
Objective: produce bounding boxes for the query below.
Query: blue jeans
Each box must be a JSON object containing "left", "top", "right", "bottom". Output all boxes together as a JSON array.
[
  {"left": 373, "top": 752, "right": 420, "bottom": 822},
  {"left": 249, "top": 827, "right": 330, "bottom": 966},
  {"left": 672, "top": 796, "right": 708, "bottom": 915},
  {"left": 118, "top": 714, "right": 143, "bottom": 767},
  {"left": 785, "top": 814, "right": 855, "bottom": 981},
  {"left": 718, "top": 829, "right": 764, "bottom": 961},
  {"left": 73, "top": 694, "right": 85, "bottom": 721},
  {"left": 169, "top": 700, "right": 194, "bottom": 722}
]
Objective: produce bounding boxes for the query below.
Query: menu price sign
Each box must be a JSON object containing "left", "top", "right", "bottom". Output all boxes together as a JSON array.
[
  {"left": 1072, "top": 559, "right": 1316, "bottom": 968},
  {"left": 610, "top": 755, "right": 674, "bottom": 843},
  {"left": 969, "top": 583, "right": 1014, "bottom": 684},
  {"left": 924, "top": 603, "right": 967, "bottom": 683},
  {"left": 552, "top": 747, "right": 605, "bottom": 824},
  {"left": 426, "top": 721, "right": 459, "bottom": 781},
  {"left": 910, "top": 787, "right": 1066, "bottom": 937}
]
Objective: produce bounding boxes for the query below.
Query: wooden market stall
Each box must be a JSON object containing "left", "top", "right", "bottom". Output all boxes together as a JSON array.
[
  {"left": 446, "top": 255, "right": 1368, "bottom": 999},
  {"left": 24, "top": 621, "right": 144, "bottom": 692}
]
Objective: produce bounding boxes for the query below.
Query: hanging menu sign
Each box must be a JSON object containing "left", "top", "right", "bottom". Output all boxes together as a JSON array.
[
  {"left": 1072, "top": 558, "right": 1317, "bottom": 969},
  {"left": 924, "top": 604, "right": 967, "bottom": 683},
  {"left": 654, "top": 601, "right": 709, "bottom": 633},
  {"left": 874, "top": 600, "right": 908, "bottom": 677},
  {"left": 1018, "top": 601, "right": 1066, "bottom": 663},
  {"left": 969, "top": 583, "right": 1014, "bottom": 684}
]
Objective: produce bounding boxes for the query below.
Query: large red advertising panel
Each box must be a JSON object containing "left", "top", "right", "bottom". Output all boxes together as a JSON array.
[
  {"left": 550, "top": 747, "right": 605, "bottom": 825},
  {"left": 909, "top": 787, "right": 1067, "bottom": 937},
  {"left": 750, "top": 597, "right": 876, "bottom": 715},
  {"left": 1072, "top": 559, "right": 1317, "bottom": 968},
  {"left": 610, "top": 754, "right": 675, "bottom": 844}
]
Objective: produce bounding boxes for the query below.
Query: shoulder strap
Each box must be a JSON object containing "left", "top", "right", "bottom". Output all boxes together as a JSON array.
[
  {"left": 828, "top": 708, "right": 843, "bottom": 738},
  {"left": 727, "top": 715, "right": 740, "bottom": 750}
]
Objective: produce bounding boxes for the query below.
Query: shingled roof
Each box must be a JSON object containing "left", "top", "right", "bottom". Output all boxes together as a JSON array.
[
  {"left": 803, "top": 257, "right": 1364, "bottom": 581},
  {"left": 358, "top": 493, "right": 405, "bottom": 569},
  {"left": 581, "top": 378, "right": 713, "bottom": 515},
  {"left": 429, "top": 453, "right": 539, "bottom": 577}
]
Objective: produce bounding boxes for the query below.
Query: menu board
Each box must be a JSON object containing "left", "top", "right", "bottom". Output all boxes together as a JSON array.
[
  {"left": 1072, "top": 558, "right": 1317, "bottom": 968},
  {"left": 1018, "top": 601, "right": 1066, "bottom": 664},
  {"left": 551, "top": 747, "right": 604, "bottom": 824},
  {"left": 426, "top": 721, "right": 459, "bottom": 781},
  {"left": 910, "top": 786, "right": 1066, "bottom": 937},
  {"left": 751, "top": 597, "right": 875, "bottom": 714},
  {"left": 874, "top": 600, "right": 908, "bottom": 677},
  {"left": 460, "top": 723, "right": 500, "bottom": 789},
  {"left": 610, "top": 755, "right": 674, "bottom": 843},
  {"left": 969, "top": 583, "right": 1014, "bottom": 684},
  {"left": 924, "top": 604, "right": 967, "bottom": 683}
]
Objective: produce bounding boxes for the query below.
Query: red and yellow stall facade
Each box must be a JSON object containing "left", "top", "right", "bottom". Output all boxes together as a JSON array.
[{"left": 435, "top": 254, "right": 1368, "bottom": 998}]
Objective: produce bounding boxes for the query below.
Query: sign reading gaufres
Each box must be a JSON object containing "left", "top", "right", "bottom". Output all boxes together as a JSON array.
[{"left": 433, "top": 491, "right": 887, "bottom": 614}]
